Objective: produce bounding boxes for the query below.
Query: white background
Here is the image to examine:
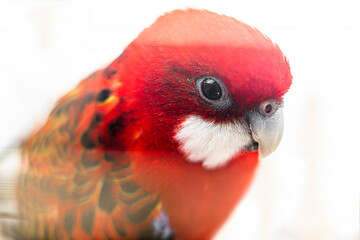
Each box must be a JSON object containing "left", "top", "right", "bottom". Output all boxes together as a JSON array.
[{"left": 0, "top": 0, "right": 359, "bottom": 239}]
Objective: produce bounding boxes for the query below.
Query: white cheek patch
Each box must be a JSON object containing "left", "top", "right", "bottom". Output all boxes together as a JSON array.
[{"left": 174, "top": 115, "right": 253, "bottom": 169}]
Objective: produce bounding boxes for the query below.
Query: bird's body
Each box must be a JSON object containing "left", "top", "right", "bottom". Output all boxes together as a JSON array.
[
  {"left": 11, "top": 9, "right": 292, "bottom": 240},
  {"left": 18, "top": 66, "right": 258, "bottom": 239}
]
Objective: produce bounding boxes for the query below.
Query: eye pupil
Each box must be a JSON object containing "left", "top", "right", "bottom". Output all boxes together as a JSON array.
[
  {"left": 201, "top": 78, "right": 222, "bottom": 100},
  {"left": 265, "top": 104, "right": 273, "bottom": 114}
]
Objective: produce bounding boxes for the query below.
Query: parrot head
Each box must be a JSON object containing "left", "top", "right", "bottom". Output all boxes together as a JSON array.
[
  {"left": 106, "top": 9, "right": 292, "bottom": 169},
  {"left": 97, "top": 9, "right": 292, "bottom": 171}
]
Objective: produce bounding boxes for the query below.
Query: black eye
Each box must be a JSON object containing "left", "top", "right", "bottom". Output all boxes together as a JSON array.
[
  {"left": 201, "top": 78, "right": 222, "bottom": 100},
  {"left": 196, "top": 76, "right": 231, "bottom": 109},
  {"left": 259, "top": 99, "right": 279, "bottom": 117}
]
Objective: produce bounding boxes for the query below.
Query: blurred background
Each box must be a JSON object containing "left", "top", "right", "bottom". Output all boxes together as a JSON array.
[{"left": 0, "top": 0, "right": 359, "bottom": 239}]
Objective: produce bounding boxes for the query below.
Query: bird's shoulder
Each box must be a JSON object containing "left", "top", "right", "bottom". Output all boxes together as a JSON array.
[{"left": 16, "top": 68, "right": 173, "bottom": 239}]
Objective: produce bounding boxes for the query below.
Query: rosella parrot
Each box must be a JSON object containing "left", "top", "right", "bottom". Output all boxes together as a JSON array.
[{"left": 3, "top": 9, "right": 292, "bottom": 240}]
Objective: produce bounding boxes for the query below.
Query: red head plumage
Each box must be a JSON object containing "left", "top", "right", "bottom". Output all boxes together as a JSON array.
[{"left": 111, "top": 9, "right": 291, "bottom": 121}]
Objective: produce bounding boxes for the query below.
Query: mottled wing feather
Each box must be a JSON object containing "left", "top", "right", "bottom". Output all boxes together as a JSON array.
[{"left": 16, "top": 69, "right": 171, "bottom": 239}]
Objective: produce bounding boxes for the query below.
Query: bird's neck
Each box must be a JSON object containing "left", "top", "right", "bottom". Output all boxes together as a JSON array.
[{"left": 132, "top": 151, "right": 259, "bottom": 239}]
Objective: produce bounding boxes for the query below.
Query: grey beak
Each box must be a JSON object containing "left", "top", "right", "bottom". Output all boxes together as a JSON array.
[{"left": 246, "top": 107, "right": 284, "bottom": 158}]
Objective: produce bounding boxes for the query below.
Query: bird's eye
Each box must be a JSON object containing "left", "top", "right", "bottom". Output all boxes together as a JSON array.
[
  {"left": 201, "top": 78, "right": 222, "bottom": 100},
  {"left": 196, "top": 77, "right": 231, "bottom": 109},
  {"left": 259, "top": 99, "right": 279, "bottom": 117}
]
